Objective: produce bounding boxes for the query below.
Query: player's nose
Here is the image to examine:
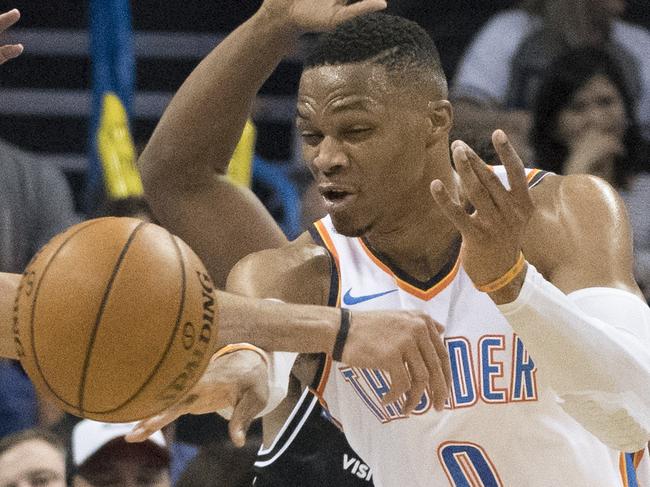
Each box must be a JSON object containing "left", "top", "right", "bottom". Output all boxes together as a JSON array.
[{"left": 312, "top": 136, "right": 349, "bottom": 174}]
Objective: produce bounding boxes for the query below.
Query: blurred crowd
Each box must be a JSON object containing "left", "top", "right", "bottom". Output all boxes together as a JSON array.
[{"left": 1, "top": 0, "right": 649, "bottom": 485}]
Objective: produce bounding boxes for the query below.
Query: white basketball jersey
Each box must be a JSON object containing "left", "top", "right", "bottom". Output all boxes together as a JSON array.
[{"left": 308, "top": 168, "right": 649, "bottom": 487}]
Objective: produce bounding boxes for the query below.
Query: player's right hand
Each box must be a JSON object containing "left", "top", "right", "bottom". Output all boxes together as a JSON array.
[
  {"left": 259, "top": 0, "right": 387, "bottom": 34},
  {"left": 342, "top": 310, "right": 451, "bottom": 415},
  {"left": 0, "top": 9, "right": 24, "bottom": 65},
  {"left": 125, "top": 349, "right": 269, "bottom": 448}
]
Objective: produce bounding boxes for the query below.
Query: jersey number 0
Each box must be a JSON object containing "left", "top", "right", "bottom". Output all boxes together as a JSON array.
[{"left": 438, "top": 442, "right": 503, "bottom": 487}]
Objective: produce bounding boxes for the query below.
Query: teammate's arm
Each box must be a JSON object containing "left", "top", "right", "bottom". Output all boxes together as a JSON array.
[
  {"left": 432, "top": 130, "right": 650, "bottom": 451},
  {"left": 138, "top": 0, "right": 387, "bottom": 288}
]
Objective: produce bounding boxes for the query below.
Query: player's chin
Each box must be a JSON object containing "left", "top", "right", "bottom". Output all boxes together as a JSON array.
[{"left": 330, "top": 211, "right": 371, "bottom": 238}]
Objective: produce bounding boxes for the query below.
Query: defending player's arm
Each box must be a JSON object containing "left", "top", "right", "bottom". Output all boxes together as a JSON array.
[
  {"left": 432, "top": 129, "right": 650, "bottom": 451},
  {"left": 127, "top": 243, "right": 451, "bottom": 446},
  {"left": 225, "top": 242, "right": 451, "bottom": 414}
]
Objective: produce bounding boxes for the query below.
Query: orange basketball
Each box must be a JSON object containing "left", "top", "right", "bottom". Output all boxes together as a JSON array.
[{"left": 12, "top": 217, "right": 219, "bottom": 422}]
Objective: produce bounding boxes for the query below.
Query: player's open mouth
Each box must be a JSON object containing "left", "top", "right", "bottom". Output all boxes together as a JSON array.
[{"left": 320, "top": 187, "right": 358, "bottom": 210}]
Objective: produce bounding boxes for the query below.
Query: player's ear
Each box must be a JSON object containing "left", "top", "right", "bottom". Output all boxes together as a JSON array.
[{"left": 425, "top": 100, "right": 452, "bottom": 146}]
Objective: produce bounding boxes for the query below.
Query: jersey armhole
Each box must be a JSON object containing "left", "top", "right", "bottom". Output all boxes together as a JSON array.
[
  {"left": 527, "top": 168, "right": 552, "bottom": 189},
  {"left": 308, "top": 222, "right": 341, "bottom": 307},
  {"left": 254, "top": 386, "right": 320, "bottom": 467}
]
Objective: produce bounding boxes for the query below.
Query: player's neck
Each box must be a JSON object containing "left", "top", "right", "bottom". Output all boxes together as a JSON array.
[{"left": 364, "top": 203, "right": 460, "bottom": 283}]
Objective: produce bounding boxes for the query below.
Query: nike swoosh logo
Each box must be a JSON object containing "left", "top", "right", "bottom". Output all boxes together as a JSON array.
[{"left": 343, "top": 288, "right": 398, "bottom": 305}]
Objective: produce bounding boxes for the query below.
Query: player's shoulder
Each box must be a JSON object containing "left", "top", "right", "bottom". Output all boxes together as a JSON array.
[
  {"left": 226, "top": 231, "right": 332, "bottom": 304},
  {"left": 524, "top": 173, "right": 630, "bottom": 273},
  {"left": 531, "top": 172, "right": 626, "bottom": 218}
]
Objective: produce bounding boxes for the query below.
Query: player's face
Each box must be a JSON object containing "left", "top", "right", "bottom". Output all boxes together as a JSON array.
[
  {"left": 297, "top": 63, "right": 434, "bottom": 237},
  {"left": 556, "top": 74, "right": 627, "bottom": 143},
  {"left": 0, "top": 439, "right": 66, "bottom": 487}
]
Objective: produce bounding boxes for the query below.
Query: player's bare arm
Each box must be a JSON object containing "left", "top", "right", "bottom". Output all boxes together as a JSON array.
[
  {"left": 0, "top": 11, "right": 22, "bottom": 354},
  {"left": 227, "top": 236, "right": 452, "bottom": 414},
  {"left": 138, "top": 0, "right": 386, "bottom": 288},
  {"left": 130, "top": 235, "right": 453, "bottom": 444},
  {"left": 0, "top": 272, "right": 21, "bottom": 359},
  {"left": 127, "top": 242, "right": 451, "bottom": 445},
  {"left": 0, "top": 9, "right": 23, "bottom": 65},
  {"left": 432, "top": 129, "right": 650, "bottom": 450}
]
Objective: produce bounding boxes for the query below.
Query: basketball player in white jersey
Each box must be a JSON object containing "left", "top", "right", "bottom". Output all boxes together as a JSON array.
[
  {"left": 124, "top": 0, "right": 650, "bottom": 485},
  {"left": 0, "top": 6, "right": 443, "bottom": 471}
]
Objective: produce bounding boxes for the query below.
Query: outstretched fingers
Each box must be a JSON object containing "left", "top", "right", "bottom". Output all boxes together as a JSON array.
[
  {"left": 430, "top": 179, "right": 472, "bottom": 232},
  {"left": 0, "top": 9, "right": 20, "bottom": 31},
  {"left": 0, "top": 44, "right": 22, "bottom": 64},
  {"left": 461, "top": 142, "right": 514, "bottom": 212},
  {"left": 382, "top": 360, "right": 411, "bottom": 407},
  {"left": 336, "top": 0, "right": 387, "bottom": 22},
  {"left": 126, "top": 409, "right": 180, "bottom": 443},
  {"left": 426, "top": 319, "right": 451, "bottom": 410},
  {"left": 492, "top": 130, "right": 532, "bottom": 208},
  {"left": 452, "top": 143, "right": 498, "bottom": 214},
  {"left": 229, "top": 386, "right": 266, "bottom": 448},
  {"left": 402, "top": 349, "right": 429, "bottom": 414},
  {"left": 416, "top": 320, "right": 449, "bottom": 411},
  {"left": 0, "top": 9, "right": 23, "bottom": 65}
]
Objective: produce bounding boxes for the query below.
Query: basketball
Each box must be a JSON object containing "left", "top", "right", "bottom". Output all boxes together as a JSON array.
[{"left": 12, "top": 217, "right": 219, "bottom": 422}]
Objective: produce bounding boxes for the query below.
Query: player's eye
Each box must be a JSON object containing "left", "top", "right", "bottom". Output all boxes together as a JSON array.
[
  {"left": 342, "top": 127, "right": 372, "bottom": 141},
  {"left": 301, "top": 132, "right": 324, "bottom": 146}
]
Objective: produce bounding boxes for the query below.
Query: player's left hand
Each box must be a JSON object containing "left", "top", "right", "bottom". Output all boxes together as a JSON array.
[
  {"left": 0, "top": 9, "right": 24, "bottom": 65},
  {"left": 430, "top": 129, "right": 534, "bottom": 302},
  {"left": 125, "top": 349, "right": 269, "bottom": 447}
]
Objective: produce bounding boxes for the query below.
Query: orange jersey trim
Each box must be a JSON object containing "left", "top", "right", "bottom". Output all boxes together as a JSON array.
[
  {"left": 620, "top": 452, "right": 629, "bottom": 486},
  {"left": 633, "top": 450, "right": 644, "bottom": 469},
  {"left": 526, "top": 168, "right": 542, "bottom": 183},
  {"left": 358, "top": 238, "right": 461, "bottom": 300},
  {"left": 309, "top": 355, "right": 337, "bottom": 426},
  {"left": 315, "top": 355, "right": 333, "bottom": 396},
  {"left": 619, "top": 449, "right": 645, "bottom": 486},
  {"left": 488, "top": 165, "right": 543, "bottom": 185}
]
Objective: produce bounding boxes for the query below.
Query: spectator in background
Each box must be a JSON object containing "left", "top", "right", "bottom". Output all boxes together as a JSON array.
[
  {"left": 0, "top": 8, "right": 83, "bottom": 439},
  {"left": 452, "top": 0, "right": 650, "bottom": 139},
  {"left": 450, "top": 117, "right": 521, "bottom": 167},
  {"left": 0, "top": 138, "right": 82, "bottom": 274},
  {"left": 0, "top": 428, "right": 67, "bottom": 487},
  {"left": 530, "top": 46, "right": 650, "bottom": 300},
  {"left": 71, "top": 420, "right": 171, "bottom": 487},
  {"left": 175, "top": 439, "right": 260, "bottom": 487}
]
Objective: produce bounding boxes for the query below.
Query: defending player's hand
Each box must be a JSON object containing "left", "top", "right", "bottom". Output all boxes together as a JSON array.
[
  {"left": 0, "top": 9, "right": 24, "bottom": 65},
  {"left": 431, "top": 130, "right": 534, "bottom": 302},
  {"left": 260, "top": 0, "right": 387, "bottom": 34},
  {"left": 342, "top": 310, "right": 451, "bottom": 415},
  {"left": 125, "top": 350, "right": 268, "bottom": 448}
]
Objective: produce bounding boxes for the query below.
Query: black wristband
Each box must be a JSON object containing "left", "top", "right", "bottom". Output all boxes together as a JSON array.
[{"left": 332, "top": 308, "right": 351, "bottom": 362}]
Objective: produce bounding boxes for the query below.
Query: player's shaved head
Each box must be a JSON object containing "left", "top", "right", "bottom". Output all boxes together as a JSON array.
[{"left": 304, "top": 13, "right": 448, "bottom": 100}]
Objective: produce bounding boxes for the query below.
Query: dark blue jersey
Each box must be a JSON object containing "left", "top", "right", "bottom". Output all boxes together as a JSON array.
[{"left": 253, "top": 378, "right": 373, "bottom": 486}]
